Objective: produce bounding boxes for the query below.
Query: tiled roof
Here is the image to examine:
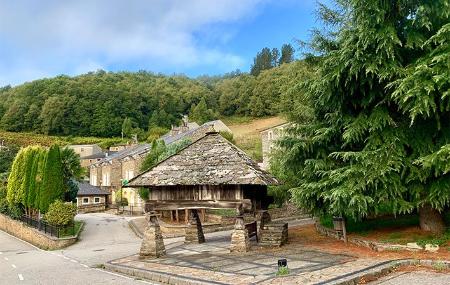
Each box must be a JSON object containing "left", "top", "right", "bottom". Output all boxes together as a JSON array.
[
  {"left": 82, "top": 151, "right": 117, "bottom": 160},
  {"left": 76, "top": 181, "right": 109, "bottom": 196}
]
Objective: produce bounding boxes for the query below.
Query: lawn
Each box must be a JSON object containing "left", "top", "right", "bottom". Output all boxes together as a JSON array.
[{"left": 59, "top": 220, "right": 83, "bottom": 238}]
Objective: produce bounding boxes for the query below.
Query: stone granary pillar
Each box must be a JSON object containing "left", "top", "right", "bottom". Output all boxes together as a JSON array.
[
  {"left": 140, "top": 211, "right": 166, "bottom": 258},
  {"left": 230, "top": 206, "right": 250, "bottom": 252},
  {"left": 185, "top": 209, "right": 205, "bottom": 243},
  {"left": 258, "top": 210, "right": 271, "bottom": 240}
]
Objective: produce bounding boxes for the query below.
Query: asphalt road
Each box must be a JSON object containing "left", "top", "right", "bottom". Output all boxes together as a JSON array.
[{"left": 0, "top": 213, "right": 157, "bottom": 285}]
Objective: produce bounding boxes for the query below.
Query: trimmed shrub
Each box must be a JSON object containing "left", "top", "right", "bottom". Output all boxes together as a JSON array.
[{"left": 44, "top": 200, "right": 77, "bottom": 226}]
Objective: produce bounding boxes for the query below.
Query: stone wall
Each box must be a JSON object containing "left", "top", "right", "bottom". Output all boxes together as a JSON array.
[
  {"left": 315, "top": 222, "right": 425, "bottom": 252},
  {"left": 111, "top": 160, "right": 122, "bottom": 188},
  {"left": 260, "top": 123, "right": 288, "bottom": 169},
  {"left": 77, "top": 203, "right": 106, "bottom": 213},
  {"left": 0, "top": 214, "right": 78, "bottom": 250}
]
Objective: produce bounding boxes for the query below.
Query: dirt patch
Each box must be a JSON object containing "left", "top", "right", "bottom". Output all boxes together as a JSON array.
[
  {"left": 350, "top": 226, "right": 444, "bottom": 245},
  {"left": 228, "top": 116, "right": 286, "bottom": 138},
  {"left": 289, "top": 224, "right": 450, "bottom": 260},
  {"left": 227, "top": 116, "right": 286, "bottom": 161}
]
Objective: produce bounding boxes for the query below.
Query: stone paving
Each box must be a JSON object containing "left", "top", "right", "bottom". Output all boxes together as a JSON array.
[
  {"left": 108, "top": 234, "right": 392, "bottom": 284},
  {"left": 368, "top": 271, "right": 450, "bottom": 284}
]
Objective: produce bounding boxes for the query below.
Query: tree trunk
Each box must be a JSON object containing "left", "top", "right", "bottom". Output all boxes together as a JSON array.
[{"left": 419, "top": 203, "right": 446, "bottom": 235}]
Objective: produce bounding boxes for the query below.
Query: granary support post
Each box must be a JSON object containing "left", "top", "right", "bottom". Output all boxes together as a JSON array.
[
  {"left": 258, "top": 210, "right": 271, "bottom": 241},
  {"left": 185, "top": 209, "right": 205, "bottom": 243},
  {"left": 140, "top": 211, "right": 166, "bottom": 258},
  {"left": 230, "top": 204, "right": 250, "bottom": 252}
]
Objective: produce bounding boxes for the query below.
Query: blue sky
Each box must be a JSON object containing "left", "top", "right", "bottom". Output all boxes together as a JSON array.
[{"left": 0, "top": 0, "right": 324, "bottom": 86}]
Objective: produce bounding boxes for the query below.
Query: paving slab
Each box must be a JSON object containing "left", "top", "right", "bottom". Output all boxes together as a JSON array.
[
  {"left": 107, "top": 233, "right": 394, "bottom": 284},
  {"left": 369, "top": 271, "right": 450, "bottom": 284}
]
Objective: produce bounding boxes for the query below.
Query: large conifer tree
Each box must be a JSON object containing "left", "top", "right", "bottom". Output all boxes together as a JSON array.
[
  {"left": 279, "top": 0, "right": 449, "bottom": 233},
  {"left": 39, "top": 145, "right": 64, "bottom": 213}
]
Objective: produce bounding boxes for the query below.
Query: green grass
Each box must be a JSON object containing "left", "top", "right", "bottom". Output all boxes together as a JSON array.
[
  {"left": 59, "top": 220, "right": 83, "bottom": 237},
  {"left": 321, "top": 211, "right": 450, "bottom": 246},
  {"left": 208, "top": 209, "right": 236, "bottom": 217},
  {"left": 276, "top": 266, "right": 289, "bottom": 276},
  {"left": 415, "top": 229, "right": 450, "bottom": 247},
  {"left": 235, "top": 136, "right": 262, "bottom": 162},
  {"left": 320, "top": 214, "right": 420, "bottom": 233},
  {"left": 0, "top": 130, "right": 127, "bottom": 149}
]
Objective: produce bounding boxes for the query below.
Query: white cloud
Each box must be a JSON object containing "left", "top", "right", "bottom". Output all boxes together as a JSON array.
[{"left": 0, "top": 0, "right": 268, "bottom": 85}]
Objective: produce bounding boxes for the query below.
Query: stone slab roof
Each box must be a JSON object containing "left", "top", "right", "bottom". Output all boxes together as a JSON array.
[
  {"left": 91, "top": 143, "right": 150, "bottom": 167},
  {"left": 76, "top": 181, "right": 109, "bottom": 196},
  {"left": 161, "top": 123, "right": 214, "bottom": 145},
  {"left": 127, "top": 132, "right": 278, "bottom": 187},
  {"left": 82, "top": 151, "right": 117, "bottom": 160}
]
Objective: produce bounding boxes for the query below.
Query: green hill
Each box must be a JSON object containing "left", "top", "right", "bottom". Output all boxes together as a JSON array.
[{"left": 0, "top": 61, "right": 311, "bottom": 140}]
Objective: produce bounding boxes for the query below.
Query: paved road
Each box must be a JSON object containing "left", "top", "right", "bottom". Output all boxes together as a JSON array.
[
  {"left": 369, "top": 271, "right": 450, "bottom": 284},
  {"left": 60, "top": 213, "right": 142, "bottom": 266},
  {"left": 0, "top": 213, "right": 157, "bottom": 285}
]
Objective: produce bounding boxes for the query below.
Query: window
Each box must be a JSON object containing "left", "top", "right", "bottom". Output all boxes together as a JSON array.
[
  {"left": 94, "top": 197, "right": 101, "bottom": 204},
  {"left": 126, "top": 170, "right": 134, "bottom": 180},
  {"left": 82, "top": 197, "right": 89, "bottom": 204},
  {"left": 75, "top": 198, "right": 78, "bottom": 205},
  {"left": 102, "top": 173, "right": 110, "bottom": 186},
  {"left": 268, "top": 130, "right": 273, "bottom": 140}
]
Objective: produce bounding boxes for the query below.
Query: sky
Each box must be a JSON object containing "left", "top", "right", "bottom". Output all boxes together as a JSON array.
[{"left": 0, "top": 0, "right": 324, "bottom": 86}]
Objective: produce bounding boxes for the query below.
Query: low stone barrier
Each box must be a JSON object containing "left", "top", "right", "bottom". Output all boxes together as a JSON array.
[
  {"left": 333, "top": 259, "right": 450, "bottom": 285},
  {"left": 77, "top": 203, "right": 106, "bottom": 213},
  {"left": 0, "top": 213, "right": 80, "bottom": 250}
]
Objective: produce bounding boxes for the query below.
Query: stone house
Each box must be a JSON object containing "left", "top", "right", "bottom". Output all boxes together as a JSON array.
[
  {"left": 89, "top": 143, "right": 151, "bottom": 206},
  {"left": 161, "top": 120, "right": 218, "bottom": 145},
  {"left": 81, "top": 151, "right": 116, "bottom": 169},
  {"left": 75, "top": 181, "right": 109, "bottom": 213},
  {"left": 67, "top": 144, "right": 103, "bottom": 168},
  {"left": 160, "top": 115, "right": 199, "bottom": 142},
  {"left": 67, "top": 144, "right": 102, "bottom": 157},
  {"left": 259, "top": 122, "right": 290, "bottom": 170}
]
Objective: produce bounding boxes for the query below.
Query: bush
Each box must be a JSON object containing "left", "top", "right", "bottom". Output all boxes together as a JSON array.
[
  {"left": 268, "top": 185, "right": 291, "bottom": 208},
  {"left": 44, "top": 200, "right": 77, "bottom": 226},
  {"left": 0, "top": 198, "right": 8, "bottom": 214},
  {"left": 8, "top": 203, "right": 23, "bottom": 220},
  {"left": 138, "top": 188, "right": 150, "bottom": 201},
  {"left": 114, "top": 190, "right": 128, "bottom": 206}
]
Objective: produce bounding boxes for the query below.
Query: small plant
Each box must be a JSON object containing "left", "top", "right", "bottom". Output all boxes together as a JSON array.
[
  {"left": 276, "top": 266, "right": 289, "bottom": 276},
  {"left": 433, "top": 261, "right": 446, "bottom": 271}
]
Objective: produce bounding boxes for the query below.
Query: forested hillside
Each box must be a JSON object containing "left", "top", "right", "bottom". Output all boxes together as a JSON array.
[{"left": 0, "top": 59, "right": 311, "bottom": 139}]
